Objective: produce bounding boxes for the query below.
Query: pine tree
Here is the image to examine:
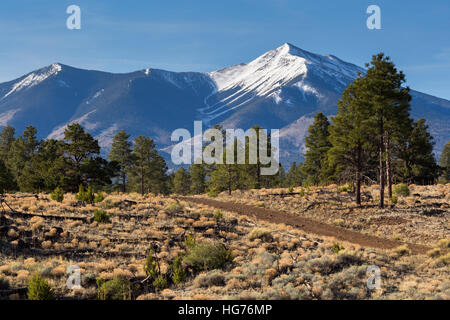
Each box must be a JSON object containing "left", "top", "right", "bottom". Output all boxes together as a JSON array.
[
  {"left": 404, "top": 119, "right": 438, "bottom": 184},
  {"left": 209, "top": 139, "right": 243, "bottom": 195},
  {"left": 360, "top": 53, "right": 412, "bottom": 207},
  {"left": 189, "top": 164, "right": 206, "bottom": 194},
  {"left": 61, "top": 123, "right": 101, "bottom": 191},
  {"left": 285, "top": 162, "right": 306, "bottom": 187},
  {"left": 439, "top": 141, "right": 450, "bottom": 183},
  {"left": 303, "top": 113, "right": 332, "bottom": 185},
  {"left": 328, "top": 77, "right": 377, "bottom": 205},
  {"left": 130, "top": 135, "right": 168, "bottom": 195},
  {"left": 0, "top": 126, "right": 15, "bottom": 163},
  {"left": 0, "top": 159, "right": 16, "bottom": 193},
  {"left": 7, "top": 126, "right": 39, "bottom": 186},
  {"left": 172, "top": 167, "right": 190, "bottom": 195},
  {"left": 108, "top": 130, "right": 134, "bottom": 192}
]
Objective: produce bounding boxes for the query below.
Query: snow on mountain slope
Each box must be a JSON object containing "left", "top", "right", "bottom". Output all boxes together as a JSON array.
[
  {"left": 201, "top": 43, "right": 364, "bottom": 123},
  {"left": 1, "top": 64, "right": 62, "bottom": 101}
]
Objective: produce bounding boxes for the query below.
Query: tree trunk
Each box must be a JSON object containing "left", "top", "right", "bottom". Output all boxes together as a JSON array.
[
  {"left": 122, "top": 172, "right": 126, "bottom": 193},
  {"left": 379, "top": 121, "right": 385, "bottom": 208},
  {"left": 140, "top": 166, "right": 144, "bottom": 196},
  {"left": 385, "top": 132, "right": 392, "bottom": 199},
  {"left": 356, "top": 144, "right": 362, "bottom": 206},
  {"left": 227, "top": 166, "right": 232, "bottom": 195},
  {"left": 356, "top": 169, "right": 361, "bottom": 206}
]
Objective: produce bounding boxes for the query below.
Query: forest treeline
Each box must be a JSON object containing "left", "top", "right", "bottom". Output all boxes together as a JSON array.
[{"left": 0, "top": 53, "right": 449, "bottom": 207}]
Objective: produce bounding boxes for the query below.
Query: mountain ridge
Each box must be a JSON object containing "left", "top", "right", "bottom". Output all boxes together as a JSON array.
[{"left": 0, "top": 43, "right": 449, "bottom": 166}]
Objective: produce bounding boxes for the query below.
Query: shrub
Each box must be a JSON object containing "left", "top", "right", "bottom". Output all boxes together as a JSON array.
[
  {"left": 208, "top": 188, "right": 219, "bottom": 197},
  {"left": 393, "top": 184, "right": 410, "bottom": 197},
  {"left": 437, "top": 252, "right": 450, "bottom": 265},
  {"left": 299, "top": 188, "right": 305, "bottom": 197},
  {"left": 152, "top": 275, "right": 167, "bottom": 291},
  {"left": 76, "top": 184, "right": 95, "bottom": 204},
  {"left": 50, "top": 187, "right": 64, "bottom": 203},
  {"left": 338, "top": 183, "right": 353, "bottom": 193},
  {"left": 288, "top": 186, "right": 294, "bottom": 193},
  {"left": 97, "top": 277, "right": 131, "bottom": 300},
  {"left": 437, "top": 238, "right": 450, "bottom": 249},
  {"left": 332, "top": 242, "right": 344, "bottom": 254},
  {"left": 165, "top": 201, "right": 183, "bottom": 214},
  {"left": 214, "top": 209, "right": 223, "bottom": 220},
  {"left": 93, "top": 209, "right": 110, "bottom": 223},
  {"left": 143, "top": 249, "right": 158, "bottom": 279},
  {"left": 390, "top": 195, "right": 398, "bottom": 204},
  {"left": 27, "top": 274, "right": 55, "bottom": 300},
  {"left": 193, "top": 270, "right": 225, "bottom": 288},
  {"left": 94, "top": 191, "right": 105, "bottom": 203},
  {"left": 185, "top": 232, "right": 196, "bottom": 248},
  {"left": 171, "top": 256, "right": 186, "bottom": 284},
  {"left": 392, "top": 245, "right": 411, "bottom": 256},
  {"left": 248, "top": 228, "right": 273, "bottom": 242},
  {"left": 184, "top": 242, "right": 233, "bottom": 271},
  {"left": 427, "top": 248, "right": 441, "bottom": 258}
]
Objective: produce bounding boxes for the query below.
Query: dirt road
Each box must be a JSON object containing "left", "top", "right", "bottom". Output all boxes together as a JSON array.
[{"left": 180, "top": 197, "right": 431, "bottom": 255}]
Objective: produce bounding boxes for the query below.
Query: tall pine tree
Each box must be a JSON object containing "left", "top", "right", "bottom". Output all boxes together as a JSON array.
[
  {"left": 360, "top": 53, "right": 411, "bottom": 207},
  {"left": 129, "top": 135, "right": 168, "bottom": 195},
  {"left": 109, "top": 130, "right": 134, "bottom": 192},
  {"left": 303, "top": 113, "right": 332, "bottom": 185},
  {"left": 329, "top": 77, "right": 377, "bottom": 205},
  {"left": 0, "top": 126, "right": 15, "bottom": 163}
]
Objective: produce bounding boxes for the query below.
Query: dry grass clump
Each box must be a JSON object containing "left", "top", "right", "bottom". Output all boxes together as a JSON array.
[
  {"left": 193, "top": 270, "right": 225, "bottom": 288},
  {"left": 391, "top": 245, "right": 411, "bottom": 257},
  {"left": 248, "top": 228, "right": 273, "bottom": 242}
]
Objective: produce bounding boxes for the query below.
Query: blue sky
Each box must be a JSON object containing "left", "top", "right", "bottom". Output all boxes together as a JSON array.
[{"left": 1, "top": 0, "right": 449, "bottom": 99}]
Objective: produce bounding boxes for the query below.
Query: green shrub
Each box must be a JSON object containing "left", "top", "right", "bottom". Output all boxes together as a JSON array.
[
  {"left": 152, "top": 275, "right": 167, "bottom": 291},
  {"left": 50, "top": 187, "right": 64, "bottom": 202},
  {"left": 183, "top": 242, "right": 233, "bottom": 271},
  {"left": 248, "top": 228, "right": 273, "bottom": 242},
  {"left": 390, "top": 195, "right": 398, "bottom": 204},
  {"left": 27, "top": 274, "right": 55, "bottom": 300},
  {"left": 393, "top": 184, "right": 410, "bottom": 197},
  {"left": 214, "top": 209, "right": 223, "bottom": 220},
  {"left": 94, "top": 191, "right": 105, "bottom": 203},
  {"left": 332, "top": 242, "right": 344, "bottom": 254},
  {"left": 76, "top": 184, "right": 95, "bottom": 204},
  {"left": 185, "top": 232, "right": 196, "bottom": 248},
  {"left": 338, "top": 183, "right": 353, "bottom": 193},
  {"left": 288, "top": 186, "right": 294, "bottom": 193},
  {"left": 93, "top": 209, "right": 110, "bottom": 223},
  {"left": 143, "top": 249, "right": 158, "bottom": 279},
  {"left": 299, "top": 188, "right": 305, "bottom": 197},
  {"left": 97, "top": 277, "right": 131, "bottom": 300},
  {"left": 171, "top": 256, "right": 186, "bottom": 284},
  {"left": 208, "top": 188, "right": 219, "bottom": 197},
  {"left": 165, "top": 201, "right": 183, "bottom": 214}
]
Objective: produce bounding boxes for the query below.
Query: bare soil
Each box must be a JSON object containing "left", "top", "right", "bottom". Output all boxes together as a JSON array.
[{"left": 181, "top": 197, "right": 430, "bottom": 254}]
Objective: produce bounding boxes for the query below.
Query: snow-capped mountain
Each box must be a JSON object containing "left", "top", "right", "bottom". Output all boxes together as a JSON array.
[{"left": 0, "top": 43, "right": 449, "bottom": 166}]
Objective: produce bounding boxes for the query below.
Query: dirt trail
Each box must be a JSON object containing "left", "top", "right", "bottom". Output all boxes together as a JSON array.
[{"left": 180, "top": 197, "right": 431, "bottom": 255}]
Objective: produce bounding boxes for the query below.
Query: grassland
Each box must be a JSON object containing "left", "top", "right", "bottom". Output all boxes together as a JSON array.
[{"left": 0, "top": 184, "right": 449, "bottom": 300}]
